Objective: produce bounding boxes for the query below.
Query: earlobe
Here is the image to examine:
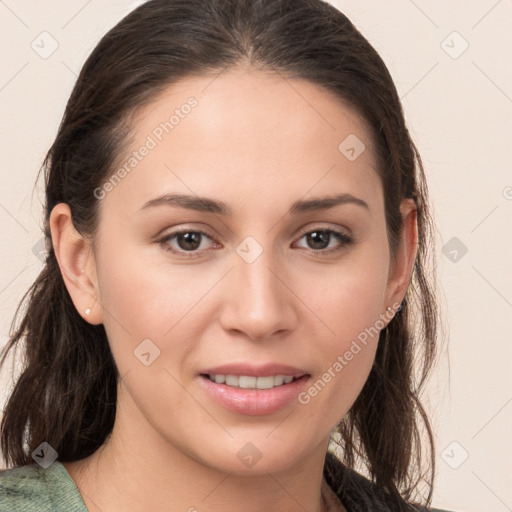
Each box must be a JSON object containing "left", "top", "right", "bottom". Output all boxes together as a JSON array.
[
  {"left": 384, "top": 198, "right": 418, "bottom": 313},
  {"left": 49, "top": 203, "right": 103, "bottom": 325}
]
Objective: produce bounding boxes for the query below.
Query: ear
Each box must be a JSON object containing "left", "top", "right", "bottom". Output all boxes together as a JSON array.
[
  {"left": 49, "top": 203, "right": 103, "bottom": 325},
  {"left": 383, "top": 198, "right": 418, "bottom": 318}
]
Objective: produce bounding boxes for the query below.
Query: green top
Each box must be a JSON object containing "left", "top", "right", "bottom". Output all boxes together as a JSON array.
[
  {"left": 1, "top": 459, "right": 454, "bottom": 512},
  {"left": 0, "top": 461, "right": 87, "bottom": 511}
]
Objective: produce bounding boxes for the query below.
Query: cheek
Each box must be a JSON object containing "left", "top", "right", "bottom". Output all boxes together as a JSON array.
[
  {"left": 305, "top": 245, "right": 389, "bottom": 345},
  {"left": 297, "top": 285, "right": 381, "bottom": 429},
  {"left": 97, "top": 254, "right": 166, "bottom": 334},
  {"left": 94, "top": 236, "right": 180, "bottom": 372},
  {"left": 96, "top": 232, "right": 197, "bottom": 331},
  {"left": 94, "top": 233, "right": 223, "bottom": 379},
  {"left": 296, "top": 247, "right": 389, "bottom": 420}
]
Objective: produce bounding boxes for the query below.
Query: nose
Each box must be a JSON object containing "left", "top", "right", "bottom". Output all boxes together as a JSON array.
[{"left": 218, "top": 246, "right": 298, "bottom": 341}]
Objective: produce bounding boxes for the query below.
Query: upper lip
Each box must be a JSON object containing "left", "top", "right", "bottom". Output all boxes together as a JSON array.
[{"left": 200, "top": 363, "right": 309, "bottom": 378}]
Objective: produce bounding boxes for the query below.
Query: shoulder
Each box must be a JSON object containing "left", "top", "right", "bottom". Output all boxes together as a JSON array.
[
  {"left": 323, "top": 451, "right": 454, "bottom": 512},
  {"left": 0, "top": 461, "right": 87, "bottom": 512}
]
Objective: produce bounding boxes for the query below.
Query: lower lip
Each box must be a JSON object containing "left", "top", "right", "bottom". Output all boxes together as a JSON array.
[{"left": 198, "top": 375, "right": 310, "bottom": 416}]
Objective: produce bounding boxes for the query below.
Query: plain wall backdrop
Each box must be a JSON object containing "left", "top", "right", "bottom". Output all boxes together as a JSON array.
[{"left": 1, "top": 1, "right": 511, "bottom": 511}]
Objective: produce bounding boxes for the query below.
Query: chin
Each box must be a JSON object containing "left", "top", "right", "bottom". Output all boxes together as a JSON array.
[{"left": 192, "top": 434, "right": 316, "bottom": 476}]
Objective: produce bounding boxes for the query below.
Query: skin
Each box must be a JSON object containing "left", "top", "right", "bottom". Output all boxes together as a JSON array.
[{"left": 50, "top": 66, "right": 418, "bottom": 512}]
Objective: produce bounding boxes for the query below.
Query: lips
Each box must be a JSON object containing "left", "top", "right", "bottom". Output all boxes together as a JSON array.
[{"left": 197, "top": 362, "right": 310, "bottom": 415}]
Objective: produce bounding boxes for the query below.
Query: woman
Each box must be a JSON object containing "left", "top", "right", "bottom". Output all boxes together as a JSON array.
[{"left": 0, "top": 1, "right": 448, "bottom": 510}]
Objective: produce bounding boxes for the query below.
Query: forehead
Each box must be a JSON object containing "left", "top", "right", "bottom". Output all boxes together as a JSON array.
[
  {"left": 133, "top": 66, "right": 374, "bottom": 149},
  {"left": 104, "top": 67, "right": 382, "bottom": 216}
]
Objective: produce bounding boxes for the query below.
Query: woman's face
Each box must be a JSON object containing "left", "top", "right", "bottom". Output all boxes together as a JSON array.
[{"left": 66, "top": 67, "right": 410, "bottom": 473}]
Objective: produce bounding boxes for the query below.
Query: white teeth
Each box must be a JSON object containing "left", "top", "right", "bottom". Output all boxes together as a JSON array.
[
  {"left": 207, "top": 374, "right": 298, "bottom": 389},
  {"left": 225, "top": 375, "right": 238, "bottom": 386},
  {"left": 256, "top": 376, "right": 275, "bottom": 389},
  {"left": 238, "top": 376, "right": 257, "bottom": 389}
]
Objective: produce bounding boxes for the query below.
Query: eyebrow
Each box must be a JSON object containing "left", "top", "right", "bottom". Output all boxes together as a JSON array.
[{"left": 139, "top": 192, "right": 370, "bottom": 215}]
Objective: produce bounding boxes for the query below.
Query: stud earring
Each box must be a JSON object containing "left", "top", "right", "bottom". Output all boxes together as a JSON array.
[{"left": 85, "top": 308, "right": 91, "bottom": 315}]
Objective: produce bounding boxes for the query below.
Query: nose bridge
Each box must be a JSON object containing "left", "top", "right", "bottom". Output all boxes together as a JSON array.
[{"left": 220, "top": 234, "right": 295, "bottom": 339}]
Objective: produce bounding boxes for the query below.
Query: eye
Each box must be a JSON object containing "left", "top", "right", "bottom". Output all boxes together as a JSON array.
[
  {"left": 294, "top": 227, "right": 353, "bottom": 255},
  {"left": 158, "top": 229, "right": 218, "bottom": 258}
]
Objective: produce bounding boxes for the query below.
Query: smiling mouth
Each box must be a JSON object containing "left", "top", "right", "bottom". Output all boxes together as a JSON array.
[{"left": 201, "top": 374, "right": 306, "bottom": 390}]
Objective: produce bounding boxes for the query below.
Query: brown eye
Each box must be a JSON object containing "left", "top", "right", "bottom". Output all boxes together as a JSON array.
[
  {"left": 159, "top": 230, "right": 216, "bottom": 257},
  {"left": 174, "top": 232, "right": 203, "bottom": 251},
  {"left": 294, "top": 228, "right": 353, "bottom": 255}
]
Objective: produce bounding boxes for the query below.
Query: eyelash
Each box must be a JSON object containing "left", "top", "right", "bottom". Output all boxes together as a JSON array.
[{"left": 158, "top": 226, "right": 353, "bottom": 259}]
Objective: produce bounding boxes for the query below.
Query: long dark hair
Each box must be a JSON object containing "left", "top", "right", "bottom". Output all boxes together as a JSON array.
[{"left": 1, "top": 0, "right": 440, "bottom": 509}]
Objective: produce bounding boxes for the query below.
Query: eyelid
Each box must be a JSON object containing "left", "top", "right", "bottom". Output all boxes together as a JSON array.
[{"left": 295, "top": 223, "right": 352, "bottom": 240}]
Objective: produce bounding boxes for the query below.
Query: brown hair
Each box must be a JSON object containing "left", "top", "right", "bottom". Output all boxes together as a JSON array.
[{"left": 1, "top": 0, "right": 439, "bottom": 509}]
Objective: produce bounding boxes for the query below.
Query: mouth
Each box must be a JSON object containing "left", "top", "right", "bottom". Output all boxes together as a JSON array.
[
  {"left": 197, "top": 371, "right": 311, "bottom": 416},
  {"left": 201, "top": 373, "right": 305, "bottom": 390}
]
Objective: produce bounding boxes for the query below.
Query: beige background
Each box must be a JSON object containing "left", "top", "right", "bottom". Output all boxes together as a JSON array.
[{"left": 1, "top": 1, "right": 511, "bottom": 511}]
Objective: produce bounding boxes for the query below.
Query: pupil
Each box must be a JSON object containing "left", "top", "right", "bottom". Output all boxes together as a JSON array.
[
  {"left": 308, "top": 231, "right": 329, "bottom": 249},
  {"left": 179, "top": 232, "right": 201, "bottom": 250}
]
